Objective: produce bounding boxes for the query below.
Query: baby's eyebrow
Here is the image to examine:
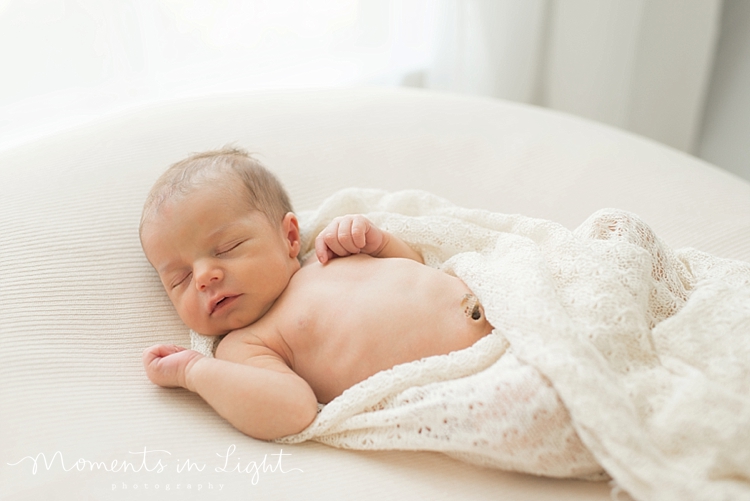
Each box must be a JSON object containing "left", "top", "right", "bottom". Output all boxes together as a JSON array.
[
  {"left": 156, "top": 259, "right": 184, "bottom": 276},
  {"left": 157, "top": 264, "right": 177, "bottom": 276},
  {"left": 207, "top": 221, "right": 244, "bottom": 240}
]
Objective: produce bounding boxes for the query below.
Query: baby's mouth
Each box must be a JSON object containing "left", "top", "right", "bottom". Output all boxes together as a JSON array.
[{"left": 210, "top": 295, "right": 240, "bottom": 315}]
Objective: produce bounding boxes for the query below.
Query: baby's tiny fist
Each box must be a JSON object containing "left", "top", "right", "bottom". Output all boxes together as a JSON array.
[{"left": 143, "top": 344, "right": 201, "bottom": 389}]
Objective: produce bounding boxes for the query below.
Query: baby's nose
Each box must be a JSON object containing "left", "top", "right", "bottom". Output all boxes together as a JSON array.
[{"left": 194, "top": 263, "right": 223, "bottom": 290}]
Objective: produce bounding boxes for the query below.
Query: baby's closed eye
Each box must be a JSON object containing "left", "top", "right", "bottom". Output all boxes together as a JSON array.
[
  {"left": 171, "top": 272, "right": 192, "bottom": 289},
  {"left": 217, "top": 240, "right": 245, "bottom": 255}
]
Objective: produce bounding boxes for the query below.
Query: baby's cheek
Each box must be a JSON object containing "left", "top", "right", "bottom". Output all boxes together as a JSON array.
[{"left": 174, "top": 298, "right": 200, "bottom": 330}]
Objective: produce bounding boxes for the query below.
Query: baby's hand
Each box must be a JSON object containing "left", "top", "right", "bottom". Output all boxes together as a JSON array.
[
  {"left": 143, "top": 344, "right": 204, "bottom": 391},
  {"left": 315, "top": 214, "right": 388, "bottom": 264}
]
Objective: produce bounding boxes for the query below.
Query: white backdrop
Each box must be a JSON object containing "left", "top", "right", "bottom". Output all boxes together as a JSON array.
[{"left": 1, "top": 0, "right": 748, "bottom": 180}]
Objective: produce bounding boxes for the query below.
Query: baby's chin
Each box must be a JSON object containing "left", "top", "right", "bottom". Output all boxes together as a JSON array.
[
  {"left": 187, "top": 318, "right": 256, "bottom": 337},
  {"left": 193, "top": 329, "right": 229, "bottom": 337},
  {"left": 187, "top": 322, "right": 235, "bottom": 337}
]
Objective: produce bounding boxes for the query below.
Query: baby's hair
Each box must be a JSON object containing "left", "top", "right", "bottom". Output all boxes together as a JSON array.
[{"left": 140, "top": 147, "right": 293, "bottom": 237}]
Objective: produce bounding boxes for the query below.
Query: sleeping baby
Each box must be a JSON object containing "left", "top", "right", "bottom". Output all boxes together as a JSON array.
[{"left": 140, "top": 147, "right": 494, "bottom": 440}]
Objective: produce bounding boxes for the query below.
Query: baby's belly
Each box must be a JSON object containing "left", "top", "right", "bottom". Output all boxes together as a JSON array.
[{"left": 281, "top": 255, "right": 493, "bottom": 403}]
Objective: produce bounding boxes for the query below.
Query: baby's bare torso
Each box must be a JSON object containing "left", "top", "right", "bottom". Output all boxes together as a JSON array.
[{"left": 220, "top": 255, "right": 493, "bottom": 403}]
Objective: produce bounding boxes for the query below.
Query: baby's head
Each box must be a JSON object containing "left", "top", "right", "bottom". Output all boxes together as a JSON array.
[{"left": 140, "top": 147, "right": 302, "bottom": 336}]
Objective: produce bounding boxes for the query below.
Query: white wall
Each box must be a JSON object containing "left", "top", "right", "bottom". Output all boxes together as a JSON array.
[{"left": 697, "top": 0, "right": 750, "bottom": 181}]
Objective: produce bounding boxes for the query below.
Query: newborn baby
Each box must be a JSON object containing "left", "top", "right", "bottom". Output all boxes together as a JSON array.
[{"left": 141, "top": 148, "right": 494, "bottom": 440}]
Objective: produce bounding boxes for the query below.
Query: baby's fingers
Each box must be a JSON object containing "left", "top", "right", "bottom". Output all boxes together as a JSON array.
[
  {"left": 142, "top": 344, "right": 188, "bottom": 387},
  {"left": 350, "top": 216, "right": 369, "bottom": 249},
  {"left": 143, "top": 344, "right": 185, "bottom": 364},
  {"left": 336, "top": 217, "right": 363, "bottom": 255},
  {"left": 315, "top": 222, "right": 348, "bottom": 263},
  {"left": 314, "top": 234, "right": 334, "bottom": 264},
  {"left": 325, "top": 229, "right": 353, "bottom": 257}
]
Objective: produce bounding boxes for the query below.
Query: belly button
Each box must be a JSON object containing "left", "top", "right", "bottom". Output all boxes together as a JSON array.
[{"left": 461, "top": 293, "right": 483, "bottom": 320}]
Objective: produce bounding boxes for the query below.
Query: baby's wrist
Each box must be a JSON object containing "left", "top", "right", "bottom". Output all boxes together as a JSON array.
[
  {"left": 371, "top": 230, "right": 391, "bottom": 257},
  {"left": 182, "top": 352, "right": 206, "bottom": 392}
]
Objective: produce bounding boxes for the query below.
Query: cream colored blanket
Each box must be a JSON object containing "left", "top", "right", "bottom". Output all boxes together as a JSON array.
[{"left": 194, "top": 189, "right": 750, "bottom": 501}]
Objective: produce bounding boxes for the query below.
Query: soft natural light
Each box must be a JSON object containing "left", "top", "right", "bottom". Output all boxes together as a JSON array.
[
  {"left": 0, "top": 0, "right": 438, "bottom": 150},
  {"left": 3, "top": 0, "right": 748, "bottom": 180}
]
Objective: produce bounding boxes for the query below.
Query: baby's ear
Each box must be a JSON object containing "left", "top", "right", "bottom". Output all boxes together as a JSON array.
[{"left": 281, "top": 212, "right": 301, "bottom": 258}]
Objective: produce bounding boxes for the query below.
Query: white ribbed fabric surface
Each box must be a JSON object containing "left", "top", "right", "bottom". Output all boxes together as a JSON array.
[{"left": 1, "top": 88, "right": 749, "bottom": 501}]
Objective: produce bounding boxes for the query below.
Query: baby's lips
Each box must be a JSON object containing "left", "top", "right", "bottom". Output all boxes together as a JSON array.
[
  {"left": 209, "top": 293, "right": 239, "bottom": 315},
  {"left": 208, "top": 293, "right": 229, "bottom": 315},
  {"left": 208, "top": 294, "right": 226, "bottom": 315}
]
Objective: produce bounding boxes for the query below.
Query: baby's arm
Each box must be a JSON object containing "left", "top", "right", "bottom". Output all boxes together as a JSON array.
[
  {"left": 143, "top": 343, "right": 317, "bottom": 440},
  {"left": 315, "top": 214, "right": 423, "bottom": 264}
]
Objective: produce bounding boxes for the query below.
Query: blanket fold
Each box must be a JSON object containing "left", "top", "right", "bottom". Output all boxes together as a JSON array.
[{"left": 195, "top": 188, "right": 750, "bottom": 500}]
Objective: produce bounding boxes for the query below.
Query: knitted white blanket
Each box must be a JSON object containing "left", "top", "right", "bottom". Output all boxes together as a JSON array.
[{"left": 194, "top": 189, "right": 750, "bottom": 500}]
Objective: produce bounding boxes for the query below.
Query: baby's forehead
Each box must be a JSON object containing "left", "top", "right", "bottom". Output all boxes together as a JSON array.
[
  {"left": 156, "top": 174, "right": 248, "bottom": 211},
  {"left": 143, "top": 182, "right": 239, "bottom": 233},
  {"left": 175, "top": 169, "right": 247, "bottom": 200}
]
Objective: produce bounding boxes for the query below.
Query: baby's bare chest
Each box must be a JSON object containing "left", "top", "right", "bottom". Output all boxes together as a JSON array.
[{"left": 268, "top": 255, "right": 493, "bottom": 403}]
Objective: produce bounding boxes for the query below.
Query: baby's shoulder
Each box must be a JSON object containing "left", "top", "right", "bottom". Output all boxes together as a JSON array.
[{"left": 215, "top": 327, "right": 278, "bottom": 364}]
